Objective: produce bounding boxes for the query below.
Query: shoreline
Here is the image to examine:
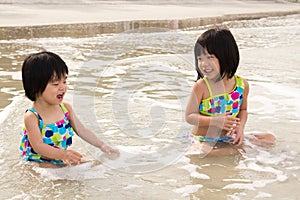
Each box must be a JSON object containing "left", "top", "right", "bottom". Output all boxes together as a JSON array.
[
  {"left": 0, "top": 1, "right": 299, "bottom": 39},
  {"left": 1, "top": 10, "right": 299, "bottom": 40}
]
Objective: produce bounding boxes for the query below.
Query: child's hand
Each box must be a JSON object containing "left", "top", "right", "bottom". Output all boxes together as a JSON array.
[
  {"left": 230, "top": 126, "right": 244, "bottom": 146},
  {"left": 62, "top": 149, "right": 83, "bottom": 166},
  {"left": 214, "top": 112, "right": 240, "bottom": 131},
  {"left": 100, "top": 144, "right": 120, "bottom": 156}
]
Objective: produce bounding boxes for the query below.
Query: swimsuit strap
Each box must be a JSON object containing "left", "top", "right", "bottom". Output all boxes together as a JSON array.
[
  {"left": 203, "top": 77, "right": 213, "bottom": 97},
  {"left": 60, "top": 102, "right": 70, "bottom": 120},
  {"left": 26, "top": 104, "right": 69, "bottom": 129},
  {"left": 27, "top": 107, "right": 44, "bottom": 130},
  {"left": 235, "top": 75, "right": 245, "bottom": 89}
]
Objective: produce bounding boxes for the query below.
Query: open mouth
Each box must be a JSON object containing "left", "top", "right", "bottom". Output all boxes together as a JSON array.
[
  {"left": 203, "top": 68, "right": 213, "bottom": 73},
  {"left": 57, "top": 93, "right": 64, "bottom": 101}
]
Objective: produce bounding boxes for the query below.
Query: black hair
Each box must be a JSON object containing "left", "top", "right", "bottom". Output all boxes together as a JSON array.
[
  {"left": 22, "top": 51, "right": 69, "bottom": 101},
  {"left": 194, "top": 28, "right": 239, "bottom": 80}
]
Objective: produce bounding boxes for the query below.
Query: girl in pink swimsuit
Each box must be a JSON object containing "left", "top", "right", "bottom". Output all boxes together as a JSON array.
[{"left": 185, "top": 28, "right": 275, "bottom": 155}]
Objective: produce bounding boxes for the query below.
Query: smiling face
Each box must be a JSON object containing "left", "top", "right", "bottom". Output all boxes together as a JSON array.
[
  {"left": 194, "top": 28, "right": 240, "bottom": 80},
  {"left": 39, "top": 73, "right": 68, "bottom": 105},
  {"left": 22, "top": 51, "right": 69, "bottom": 101},
  {"left": 197, "top": 50, "right": 220, "bottom": 80}
]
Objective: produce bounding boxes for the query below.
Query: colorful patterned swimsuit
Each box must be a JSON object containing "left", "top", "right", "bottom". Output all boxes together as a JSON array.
[
  {"left": 19, "top": 103, "right": 75, "bottom": 165},
  {"left": 195, "top": 75, "right": 245, "bottom": 143}
]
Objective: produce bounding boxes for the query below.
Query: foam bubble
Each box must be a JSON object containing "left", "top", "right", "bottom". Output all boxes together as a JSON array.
[
  {"left": 223, "top": 183, "right": 255, "bottom": 190},
  {"left": 123, "top": 184, "right": 143, "bottom": 190},
  {"left": 33, "top": 162, "right": 108, "bottom": 181},
  {"left": 255, "top": 192, "right": 272, "bottom": 198},
  {"left": 179, "top": 163, "right": 199, "bottom": 173},
  {"left": 190, "top": 171, "right": 210, "bottom": 179},
  {"left": 173, "top": 184, "right": 203, "bottom": 197},
  {"left": 0, "top": 96, "right": 25, "bottom": 125},
  {"left": 256, "top": 150, "right": 288, "bottom": 165}
]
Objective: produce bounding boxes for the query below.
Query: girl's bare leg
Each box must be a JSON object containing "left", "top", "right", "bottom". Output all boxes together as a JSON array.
[{"left": 247, "top": 133, "right": 276, "bottom": 146}]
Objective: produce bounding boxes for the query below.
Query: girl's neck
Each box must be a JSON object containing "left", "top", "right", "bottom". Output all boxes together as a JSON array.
[
  {"left": 33, "top": 100, "right": 64, "bottom": 124},
  {"left": 222, "top": 76, "right": 235, "bottom": 88},
  {"left": 208, "top": 75, "right": 236, "bottom": 95},
  {"left": 33, "top": 98, "right": 61, "bottom": 114}
]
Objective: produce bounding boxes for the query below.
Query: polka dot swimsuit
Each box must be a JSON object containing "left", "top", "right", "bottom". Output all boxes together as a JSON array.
[
  {"left": 199, "top": 75, "right": 244, "bottom": 117},
  {"left": 19, "top": 103, "right": 74, "bottom": 165}
]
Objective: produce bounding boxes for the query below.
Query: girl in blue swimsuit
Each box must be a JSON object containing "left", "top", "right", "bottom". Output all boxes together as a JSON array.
[
  {"left": 185, "top": 28, "right": 275, "bottom": 155},
  {"left": 20, "top": 51, "right": 119, "bottom": 167}
]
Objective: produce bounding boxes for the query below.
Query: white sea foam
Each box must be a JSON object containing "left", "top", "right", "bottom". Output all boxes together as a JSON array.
[
  {"left": 223, "top": 183, "right": 255, "bottom": 190},
  {"left": 150, "top": 137, "right": 174, "bottom": 143},
  {"left": 237, "top": 161, "right": 288, "bottom": 182},
  {"left": 0, "top": 96, "right": 25, "bottom": 125},
  {"left": 255, "top": 192, "right": 272, "bottom": 198},
  {"left": 190, "top": 171, "right": 210, "bottom": 179},
  {"left": 173, "top": 184, "right": 203, "bottom": 197},
  {"left": 33, "top": 162, "right": 108, "bottom": 181},
  {"left": 179, "top": 163, "right": 210, "bottom": 180},
  {"left": 123, "top": 184, "right": 143, "bottom": 190},
  {"left": 166, "top": 179, "right": 178, "bottom": 185},
  {"left": 9, "top": 193, "right": 30, "bottom": 200},
  {"left": 223, "top": 178, "right": 252, "bottom": 183},
  {"left": 256, "top": 150, "right": 288, "bottom": 165},
  {"left": 179, "top": 163, "right": 199, "bottom": 173}
]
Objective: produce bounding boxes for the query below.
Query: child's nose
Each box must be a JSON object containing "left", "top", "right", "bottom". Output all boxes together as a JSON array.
[
  {"left": 59, "top": 83, "right": 66, "bottom": 90},
  {"left": 201, "top": 60, "right": 209, "bottom": 66}
]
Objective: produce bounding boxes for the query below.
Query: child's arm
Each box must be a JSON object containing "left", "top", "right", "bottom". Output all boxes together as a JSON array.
[
  {"left": 24, "top": 112, "right": 83, "bottom": 166},
  {"left": 64, "top": 102, "right": 119, "bottom": 155},
  {"left": 185, "top": 80, "right": 212, "bottom": 127},
  {"left": 231, "top": 79, "right": 249, "bottom": 145}
]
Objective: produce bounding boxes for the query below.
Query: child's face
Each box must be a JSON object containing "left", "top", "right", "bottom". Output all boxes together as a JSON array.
[
  {"left": 39, "top": 73, "right": 68, "bottom": 104},
  {"left": 197, "top": 51, "right": 220, "bottom": 80}
]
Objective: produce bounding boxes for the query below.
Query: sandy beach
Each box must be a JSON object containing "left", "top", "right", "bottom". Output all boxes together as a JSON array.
[
  {"left": 0, "top": 0, "right": 299, "bottom": 27},
  {"left": 0, "top": 0, "right": 299, "bottom": 39}
]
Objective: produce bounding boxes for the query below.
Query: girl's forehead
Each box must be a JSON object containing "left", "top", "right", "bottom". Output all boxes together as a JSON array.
[
  {"left": 198, "top": 47, "right": 209, "bottom": 54},
  {"left": 197, "top": 51, "right": 212, "bottom": 57},
  {"left": 51, "top": 73, "right": 67, "bottom": 81}
]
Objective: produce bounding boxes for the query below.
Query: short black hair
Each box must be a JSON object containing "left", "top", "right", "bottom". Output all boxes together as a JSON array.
[
  {"left": 194, "top": 28, "right": 239, "bottom": 80},
  {"left": 22, "top": 51, "right": 68, "bottom": 101}
]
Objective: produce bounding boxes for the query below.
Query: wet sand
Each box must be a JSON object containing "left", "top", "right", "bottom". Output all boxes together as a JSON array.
[{"left": 0, "top": 0, "right": 299, "bottom": 39}]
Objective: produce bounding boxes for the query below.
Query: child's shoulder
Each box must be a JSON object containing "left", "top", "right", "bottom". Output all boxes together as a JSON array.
[
  {"left": 235, "top": 75, "right": 249, "bottom": 89},
  {"left": 24, "top": 108, "right": 39, "bottom": 124},
  {"left": 193, "top": 78, "right": 207, "bottom": 91},
  {"left": 236, "top": 75, "right": 248, "bottom": 83},
  {"left": 61, "top": 102, "right": 72, "bottom": 111}
]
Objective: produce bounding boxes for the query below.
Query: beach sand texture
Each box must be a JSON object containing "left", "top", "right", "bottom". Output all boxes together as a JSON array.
[{"left": 0, "top": 0, "right": 299, "bottom": 39}]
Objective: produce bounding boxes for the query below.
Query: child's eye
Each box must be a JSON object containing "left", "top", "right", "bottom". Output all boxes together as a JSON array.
[{"left": 207, "top": 55, "right": 216, "bottom": 60}]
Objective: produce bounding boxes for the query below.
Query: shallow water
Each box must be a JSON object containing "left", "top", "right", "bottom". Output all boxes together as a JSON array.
[{"left": 0, "top": 15, "right": 300, "bottom": 199}]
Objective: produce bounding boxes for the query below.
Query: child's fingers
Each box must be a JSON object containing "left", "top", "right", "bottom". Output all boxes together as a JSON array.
[
  {"left": 224, "top": 117, "right": 240, "bottom": 130},
  {"left": 233, "top": 134, "right": 244, "bottom": 146},
  {"left": 73, "top": 151, "right": 84, "bottom": 159},
  {"left": 64, "top": 159, "right": 72, "bottom": 166},
  {"left": 112, "top": 149, "right": 120, "bottom": 155},
  {"left": 228, "top": 129, "right": 235, "bottom": 137},
  {"left": 64, "top": 150, "right": 83, "bottom": 165}
]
